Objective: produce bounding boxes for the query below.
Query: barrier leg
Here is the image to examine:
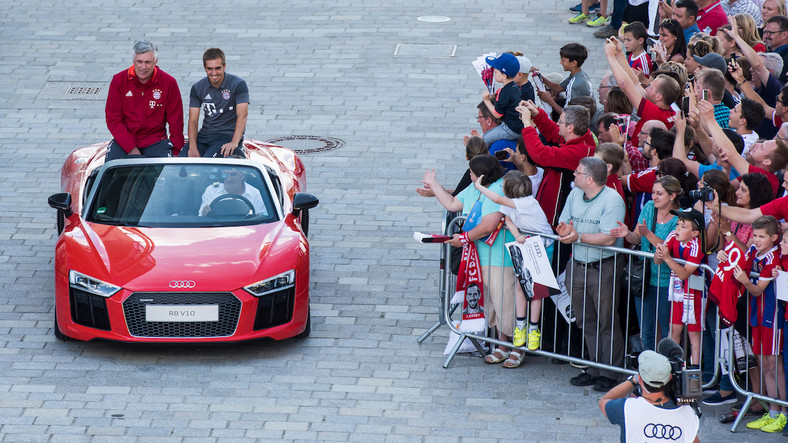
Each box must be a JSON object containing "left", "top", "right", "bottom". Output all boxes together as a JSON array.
[
  {"left": 417, "top": 322, "right": 443, "bottom": 343},
  {"left": 468, "top": 336, "right": 488, "bottom": 356},
  {"left": 730, "top": 394, "right": 755, "bottom": 433},
  {"left": 417, "top": 303, "right": 459, "bottom": 343},
  {"left": 443, "top": 333, "right": 469, "bottom": 368}
]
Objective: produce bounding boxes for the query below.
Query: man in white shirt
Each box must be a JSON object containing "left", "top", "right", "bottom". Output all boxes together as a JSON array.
[
  {"left": 200, "top": 167, "right": 266, "bottom": 216},
  {"left": 599, "top": 350, "right": 700, "bottom": 443}
]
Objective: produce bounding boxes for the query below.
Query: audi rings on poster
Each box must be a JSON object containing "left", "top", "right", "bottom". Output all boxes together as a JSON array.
[
  {"left": 169, "top": 280, "right": 196, "bottom": 289},
  {"left": 643, "top": 423, "right": 682, "bottom": 440}
]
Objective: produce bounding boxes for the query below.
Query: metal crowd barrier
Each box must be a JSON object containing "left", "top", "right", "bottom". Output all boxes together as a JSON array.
[
  {"left": 439, "top": 222, "right": 715, "bottom": 373},
  {"left": 723, "top": 282, "right": 788, "bottom": 432},
  {"left": 417, "top": 210, "right": 460, "bottom": 344},
  {"left": 419, "top": 210, "right": 788, "bottom": 433}
]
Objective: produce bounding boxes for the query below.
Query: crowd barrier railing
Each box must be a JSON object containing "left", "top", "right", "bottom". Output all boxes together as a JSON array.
[
  {"left": 417, "top": 210, "right": 460, "bottom": 344},
  {"left": 441, "top": 222, "right": 717, "bottom": 374},
  {"left": 723, "top": 282, "right": 788, "bottom": 432},
  {"left": 422, "top": 211, "right": 788, "bottom": 433}
]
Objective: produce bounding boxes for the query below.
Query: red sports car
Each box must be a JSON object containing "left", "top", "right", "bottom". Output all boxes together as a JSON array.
[{"left": 47, "top": 140, "right": 318, "bottom": 342}]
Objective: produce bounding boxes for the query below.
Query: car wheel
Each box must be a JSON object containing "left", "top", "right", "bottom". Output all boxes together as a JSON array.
[
  {"left": 296, "top": 306, "right": 310, "bottom": 338},
  {"left": 53, "top": 311, "right": 69, "bottom": 341},
  {"left": 301, "top": 209, "right": 309, "bottom": 238},
  {"left": 56, "top": 210, "right": 65, "bottom": 235}
]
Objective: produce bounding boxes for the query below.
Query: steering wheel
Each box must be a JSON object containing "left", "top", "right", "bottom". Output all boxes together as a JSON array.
[{"left": 207, "top": 194, "right": 255, "bottom": 217}]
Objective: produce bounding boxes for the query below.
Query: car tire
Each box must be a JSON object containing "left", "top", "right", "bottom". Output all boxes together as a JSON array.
[
  {"left": 300, "top": 209, "right": 309, "bottom": 238},
  {"left": 296, "top": 306, "right": 310, "bottom": 338},
  {"left": 56, "top": 210, "right": 65, "bottom": 235},
  {"left": 53, "top": 312, "right": 69, "bottom": 341}
]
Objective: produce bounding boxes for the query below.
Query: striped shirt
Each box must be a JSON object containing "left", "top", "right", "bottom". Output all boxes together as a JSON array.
[{"left": 721, "top": 0, "right": 763, "bottom": 26}]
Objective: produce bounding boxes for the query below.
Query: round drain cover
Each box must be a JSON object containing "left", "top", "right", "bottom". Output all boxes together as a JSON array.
[{"left": 264, "top": 135, "right": 345, "bottom": 154}]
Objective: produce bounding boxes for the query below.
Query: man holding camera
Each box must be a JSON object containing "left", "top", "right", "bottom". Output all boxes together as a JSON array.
[{"left": 599, "top": 350, "right": 700, "bottom": 443}]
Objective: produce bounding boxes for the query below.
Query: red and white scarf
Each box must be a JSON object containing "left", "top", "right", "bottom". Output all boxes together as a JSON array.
[
  {"left": 457, "top": 232, "right": 485, "bottom": 321},
  {"left": 455, "top": 220, "right": 503, "bottom": 323}
]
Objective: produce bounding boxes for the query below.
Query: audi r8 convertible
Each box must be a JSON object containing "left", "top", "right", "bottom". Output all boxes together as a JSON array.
[{"left": 48, "top": 140, "right": 318, "bottom": 342}]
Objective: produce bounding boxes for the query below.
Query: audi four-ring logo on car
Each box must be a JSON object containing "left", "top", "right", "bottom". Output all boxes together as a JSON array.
[
  {"left": 169, "top": 280, "right": 196, "bottom": 289},
  {"left": 643, "top": 423, "right": 682, "bottom": 440}
]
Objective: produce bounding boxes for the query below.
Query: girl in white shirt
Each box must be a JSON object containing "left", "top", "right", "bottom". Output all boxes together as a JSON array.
[{"left": 475, "top": 170, "right": 553, "bottom": 352}]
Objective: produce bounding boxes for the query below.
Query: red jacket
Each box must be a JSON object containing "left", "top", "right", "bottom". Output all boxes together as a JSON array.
[
  {"left": 105, "top": 66, "right": 184, "bottom": 155},
  {"left": 523, "top": 109, "right": 596, "bottom": 226}
]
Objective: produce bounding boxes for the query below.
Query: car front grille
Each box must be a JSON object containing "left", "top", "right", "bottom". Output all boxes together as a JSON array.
[
  {"left": 70, "top": 288, "right": 111, "bottom": 330},
  {"left": 123, "top": 292, "right": 241, "bottom": 337},
  {"left": 253, "top": 287, "right": 295, "bottom": 330}
]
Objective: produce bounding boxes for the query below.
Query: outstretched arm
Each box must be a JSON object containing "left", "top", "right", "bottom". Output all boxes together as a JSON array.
[
  {"left": 698, "top": 101, "right": 749, "bottom": 176},
  {"left": 725, "top": 18, "right": 770, "bottom": 86},
  {"left": 474, "top": 175, "right": 515, "bottom": 208},
  {"left": 709, "top": 189, "right": 764, "bottom": 224},
  {"left": 605, "top": 37, "right": 645, "bottom": 109},
  {"left": 421, "top": 169, "right": 463, "bottom": 212},
  {"left": 671, "top": 111, "right": 702, "bottom": 179}
]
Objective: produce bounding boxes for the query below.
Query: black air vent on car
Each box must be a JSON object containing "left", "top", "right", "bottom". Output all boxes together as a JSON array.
[
  {"left": 253, "top": 287, "right": 295, "bottom": 330},
  {"left": 70, "top": 288, "right": 111, "bottom": 331}
]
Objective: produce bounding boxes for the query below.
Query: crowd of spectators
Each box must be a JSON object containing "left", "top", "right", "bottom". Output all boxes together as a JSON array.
[{"left": 419, "top": 0, "right": 788, "bottom": 436}]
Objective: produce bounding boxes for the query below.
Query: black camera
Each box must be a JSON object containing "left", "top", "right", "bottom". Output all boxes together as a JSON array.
[
  {"left": 626, "top": 337, "right": 702, "bottom": 413},
  {"left": 688, "top": 185, "right": 714, "bottom": 202}
]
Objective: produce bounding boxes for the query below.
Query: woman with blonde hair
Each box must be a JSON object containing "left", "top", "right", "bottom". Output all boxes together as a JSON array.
[{"left": 734, "top": 13, "right": 766, "bottom": 52}]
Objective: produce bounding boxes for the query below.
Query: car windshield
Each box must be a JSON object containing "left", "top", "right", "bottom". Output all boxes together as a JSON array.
[{"left": 86, "top": 164, "right": 279, "bottom": 227}]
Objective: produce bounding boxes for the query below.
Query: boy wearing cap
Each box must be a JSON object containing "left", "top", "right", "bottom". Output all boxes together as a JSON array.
[
  {"left": 481, "top": 53, "right": 524, "bottom": 146},
  {"left": 654, "top": 208, "right": 705, "bottom": 367},
  {"left": 722, "top": 215, "right": 787, "bottom": 432},
  {"left": 600, "top": 350, "right": 700, "bottom": 443}
]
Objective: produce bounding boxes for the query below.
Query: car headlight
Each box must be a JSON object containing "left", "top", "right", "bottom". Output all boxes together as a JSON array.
[
  {"left": 69, "top": 270, "right": 122, "bottom": 298},
  {"left": 244, "top": 270, "right": 295, "bottom": 297}
]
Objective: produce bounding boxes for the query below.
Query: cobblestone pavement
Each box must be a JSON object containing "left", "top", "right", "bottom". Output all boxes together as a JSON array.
[{"left": 0, "top": 0, "right": 772, "bottom": 441}]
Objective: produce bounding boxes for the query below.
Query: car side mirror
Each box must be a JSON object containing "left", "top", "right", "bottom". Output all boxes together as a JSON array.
[
  {"left": 292, "top": 193, "right": 319, "bottom": 214},
  {"left": 48, "top": 193, "right": 73, "bottom": 217}
]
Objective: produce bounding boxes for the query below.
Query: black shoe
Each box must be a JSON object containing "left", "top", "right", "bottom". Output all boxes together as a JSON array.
[
  {"left": 701, "top": 391, "right": 737, "bottom": 406},
  {"left": 570, "top": 372, "right": 598, "bottom": 386},
  {"left": 551, "top": 357, "right": 569, "bottom": 365},
  {"left": 593, "top": 376, "right": 618, "bottom": 392}
]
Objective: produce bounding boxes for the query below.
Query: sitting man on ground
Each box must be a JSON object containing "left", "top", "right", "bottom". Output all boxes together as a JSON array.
[
  {"left": 105, "top": 40, "right": 184, "bottom": 160},
  {"left": 184, "top": 48, "right": 250, "bottom": 158}
]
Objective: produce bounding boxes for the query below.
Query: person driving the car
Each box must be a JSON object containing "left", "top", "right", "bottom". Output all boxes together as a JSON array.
[{"left": 199, "top": 167, "right": 266, "bottom": 216}]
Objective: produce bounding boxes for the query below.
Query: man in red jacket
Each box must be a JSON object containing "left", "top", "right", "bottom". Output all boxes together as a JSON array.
[
  {"left": 105, "top": 40, "right": 184, "bottom": 160},
  {"left": 517, "top": 100, "right": 596, "bottom": 228}
]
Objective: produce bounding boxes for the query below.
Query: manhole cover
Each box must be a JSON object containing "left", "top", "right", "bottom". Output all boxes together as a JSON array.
[
  {"left": 417, "top": 16, "right": 451, "bottom": 23},
  {"left": 264, "top": 135, "right": 345, "bottom": 154}
]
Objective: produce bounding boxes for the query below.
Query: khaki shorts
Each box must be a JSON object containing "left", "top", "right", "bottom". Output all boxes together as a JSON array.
[{"left": 481, "top": 265, "right": 516, "bottom": 337}]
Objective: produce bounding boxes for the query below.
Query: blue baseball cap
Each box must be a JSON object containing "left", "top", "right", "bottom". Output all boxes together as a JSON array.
[{"left": 486, "top": 53, "right": 520, "bottom": 78}]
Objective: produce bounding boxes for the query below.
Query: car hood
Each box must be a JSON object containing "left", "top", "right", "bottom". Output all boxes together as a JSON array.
[{"left": 66, "top": 221, "right": 301, "bottom": 291}]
